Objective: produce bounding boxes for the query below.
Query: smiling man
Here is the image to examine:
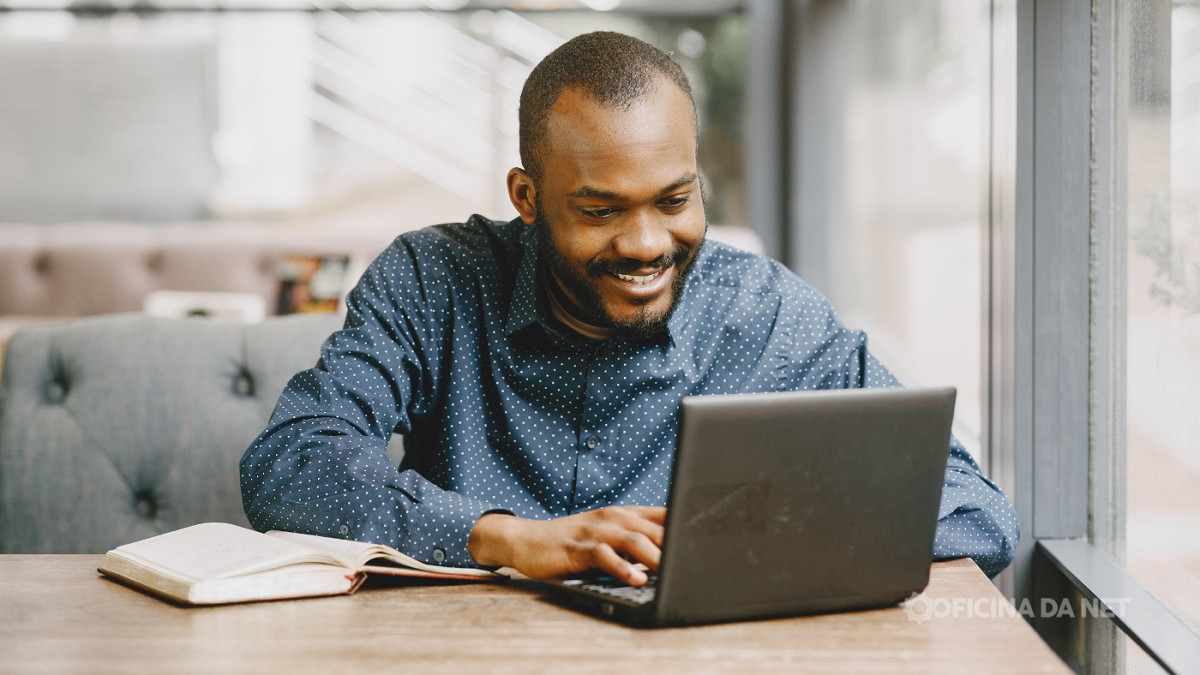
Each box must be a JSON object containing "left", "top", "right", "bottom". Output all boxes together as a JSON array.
[{"left": 241, "top": 32, "right": 1019, "bottom": 583}]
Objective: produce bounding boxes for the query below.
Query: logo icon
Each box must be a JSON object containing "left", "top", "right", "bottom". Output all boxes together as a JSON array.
[{"left": 902, "top": 591, "right": 934, "bottom": 624}]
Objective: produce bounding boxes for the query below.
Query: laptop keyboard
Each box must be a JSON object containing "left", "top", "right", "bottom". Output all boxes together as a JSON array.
[{"left": 563, "top": 574, "right": 659, "bottom": 606}]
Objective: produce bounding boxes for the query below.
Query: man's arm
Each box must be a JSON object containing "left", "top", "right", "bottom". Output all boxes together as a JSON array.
[
  {"left": 773, "top": 277, "right": 1020, "bottom": 577},
  {"left": 934, "top": 444, "right": 1020, "bottom": 577},
  {"left": 240, "top": 241, "right": 502, "bottom": 568},
  {"left": 855, "top": 345, "right": 1020, "bottom": 577},
  {"left": 241, "top": 236, "right": 667, "bottom": 578}
]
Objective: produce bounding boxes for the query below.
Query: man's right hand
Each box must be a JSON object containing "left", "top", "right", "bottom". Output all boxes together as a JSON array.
[{"left": 466, "top": 506, "right": 666, "bottom": 586}]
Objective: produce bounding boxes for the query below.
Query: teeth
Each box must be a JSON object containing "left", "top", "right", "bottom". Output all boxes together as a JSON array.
[{"left": 616, "top": 271, "right": 661, "bottom": 284}]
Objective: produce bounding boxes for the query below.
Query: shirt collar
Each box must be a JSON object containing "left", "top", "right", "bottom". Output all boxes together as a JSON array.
[
  {"left": 503, "top": 221, "right": 692, "bottom": 347},
  {"left": 504, "top": 223, "right": 544, "bottom": 337},
  {"left": 664, "top": 274, "right": 691, "bottom": 347}
]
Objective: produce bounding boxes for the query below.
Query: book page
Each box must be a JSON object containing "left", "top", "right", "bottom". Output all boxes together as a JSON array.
[
  {"left": 110, "top": 522, "right": 346, "bottom": 582},
  {"left": 266, "top": 530, "right": 496, "bottom": 577}
]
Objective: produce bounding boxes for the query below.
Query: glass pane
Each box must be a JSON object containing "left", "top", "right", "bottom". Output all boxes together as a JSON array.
[
  {"left": 1125, "top": 634, "right": 1171, "bottom": 675},
  {"left": 821, "top": 0, "right": 990, "bottom": 456},
  {"left": 1124, "top": 1, "right": 1200, "bottom": 633},
  {"left": 0, "top": 9, "right": 745, "bottom": 237}
]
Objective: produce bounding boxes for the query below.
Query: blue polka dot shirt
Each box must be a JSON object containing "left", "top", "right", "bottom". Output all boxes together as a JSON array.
[{"left": 240, "top": 216, "right": 1019, "bottom": 577}]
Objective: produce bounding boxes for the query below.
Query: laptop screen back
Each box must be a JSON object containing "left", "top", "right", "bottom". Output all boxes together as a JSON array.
[{"left": 652, "top": 387, "right": 955, "bottom": 625}]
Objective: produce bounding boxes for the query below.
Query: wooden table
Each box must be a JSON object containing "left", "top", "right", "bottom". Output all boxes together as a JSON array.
[{"left": 0, "top": 556, "right": 1066, "bottom": 673}]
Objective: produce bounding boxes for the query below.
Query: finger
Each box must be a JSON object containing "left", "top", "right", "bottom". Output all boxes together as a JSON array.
[
  {"left": 606, "top": 507, "right": 665, "bottom": 546},
  {"left": 642, "top": 521, "right": 665, "bottom": 547},
  {"left": 592, "top": 543, "right": 649, "bottom": 586},
  {"left": 624, "top": 506, "right": 667, "bottom": 524},
  {"left": 609, "top": 530, "right": 662, "bottom": 572}
]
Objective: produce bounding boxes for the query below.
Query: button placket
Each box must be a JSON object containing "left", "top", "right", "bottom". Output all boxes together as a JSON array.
[
  {"left": 570, "top": 343, "right": 622, "bottom": 509},
  {"left": 578, "top": 345, "right": 611, "bottom": 454}
]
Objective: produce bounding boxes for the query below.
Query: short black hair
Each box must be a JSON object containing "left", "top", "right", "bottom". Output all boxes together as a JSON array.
[{"left": 518, "top": 31, "right": 696, "bottom": 182}]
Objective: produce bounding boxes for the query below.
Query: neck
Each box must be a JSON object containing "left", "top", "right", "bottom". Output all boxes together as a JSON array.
[{"left": 542, "top": 274, "right": 614, "bottom": 341}]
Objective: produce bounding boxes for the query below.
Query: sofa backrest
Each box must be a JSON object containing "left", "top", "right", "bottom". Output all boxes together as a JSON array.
[
  {"left": 0, "top": 312, "right": 342, "bottom": 553},
  {"left": 0, "top": 223, "right": 391, "bottom": 318}
]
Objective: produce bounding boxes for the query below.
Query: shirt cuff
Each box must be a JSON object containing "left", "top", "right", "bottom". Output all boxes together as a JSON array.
[{"left": 398, "top": 491, "right": 508, "bottom": 569}]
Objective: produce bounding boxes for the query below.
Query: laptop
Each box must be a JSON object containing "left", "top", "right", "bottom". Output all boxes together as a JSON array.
[{"left": 535, "top": 386, "right": 956, "bottom": 627}]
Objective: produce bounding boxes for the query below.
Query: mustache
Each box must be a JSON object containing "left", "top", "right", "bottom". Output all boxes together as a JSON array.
[{"left": 586, "top": 245, "right": 693, "bottom": 277}]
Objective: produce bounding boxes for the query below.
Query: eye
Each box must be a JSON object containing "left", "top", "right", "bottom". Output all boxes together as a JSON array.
[
  {"left": 659, "top": 195, "right": 690, "bottom": 209},
  {"left": 580, "top": 207, "right": 619, "bottom": 219}
]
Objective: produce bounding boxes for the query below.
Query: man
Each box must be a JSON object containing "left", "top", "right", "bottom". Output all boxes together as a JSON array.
[{"left": 241, "top": 31, "right": 1019, "bottom": 583}]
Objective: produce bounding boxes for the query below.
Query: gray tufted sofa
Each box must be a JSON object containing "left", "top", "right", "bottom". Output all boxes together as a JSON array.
[{"left": 0, "top": 312, "right": 343, "bottom": 553}]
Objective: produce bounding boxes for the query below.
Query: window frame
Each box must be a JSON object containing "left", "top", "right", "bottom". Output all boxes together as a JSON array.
[{"left": 998, "top": 0, "right": 1200, "bottom": 672}]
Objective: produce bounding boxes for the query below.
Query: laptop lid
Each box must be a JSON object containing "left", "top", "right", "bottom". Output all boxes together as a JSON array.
[{"left": 648, "top": 386, "right": 955, "bottom": 626}]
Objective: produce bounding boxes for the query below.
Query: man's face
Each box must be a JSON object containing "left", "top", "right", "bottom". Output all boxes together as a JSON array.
[{"left": 524, "top": 80, "right": 707, "bottom": 338}]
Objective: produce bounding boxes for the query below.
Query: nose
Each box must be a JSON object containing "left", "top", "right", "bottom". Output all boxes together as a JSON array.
[{"left": 612, "top": 209, "right": 673, "bottom": 265}]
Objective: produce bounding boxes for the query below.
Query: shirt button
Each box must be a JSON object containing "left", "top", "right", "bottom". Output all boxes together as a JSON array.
[
  {"left": 432, "top": 548, "right": 446, "bottom": 563},
  {"left": 585, "top": 436, "right": 600, "bottom": 449},
  {"left": 339, "top": 524, "right": 349, "bottom": 536}
]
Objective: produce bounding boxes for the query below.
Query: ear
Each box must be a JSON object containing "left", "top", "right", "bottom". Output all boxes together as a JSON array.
[{"left": 507, "top": 168, "right": 538, "bottom": 225}]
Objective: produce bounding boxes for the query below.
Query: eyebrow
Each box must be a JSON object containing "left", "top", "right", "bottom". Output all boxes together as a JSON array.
[{"left": 568, "top": 172, "right": 698, "bottom": 200}]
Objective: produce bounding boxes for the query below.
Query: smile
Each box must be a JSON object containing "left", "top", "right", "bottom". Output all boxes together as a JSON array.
[
  {"left": 605, "top": 265, "right": 674, "bottom": 300},
  {"left": 615, "top": 271, "right": 662, "bottom": 285}
]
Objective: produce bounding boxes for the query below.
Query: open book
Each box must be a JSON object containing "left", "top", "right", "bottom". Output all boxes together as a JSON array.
[{"left": 98, "top": 522, "right": 500, "bottom": 605}]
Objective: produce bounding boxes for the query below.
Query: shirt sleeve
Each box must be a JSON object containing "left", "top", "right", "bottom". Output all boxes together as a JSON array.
[
  {"left": 239, "top": 240, "right": 501, "bottom": 569},
  {"left": 777, "top": 282, "right": 1020, "bottom": 577},
  {"left": 932, "top": 439, "right": 1020, "bottom": 577}
]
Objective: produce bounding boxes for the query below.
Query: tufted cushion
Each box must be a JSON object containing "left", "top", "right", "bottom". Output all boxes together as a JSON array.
[{"left": 0, "top": 312, "right": 342, "bottom": 553}]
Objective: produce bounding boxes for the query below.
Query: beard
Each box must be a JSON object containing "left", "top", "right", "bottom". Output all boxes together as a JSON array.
[{"left": 534, "top": 207, "right": 705, "bottom": 341}]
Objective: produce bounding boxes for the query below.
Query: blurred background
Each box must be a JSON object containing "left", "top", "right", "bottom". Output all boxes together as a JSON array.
[
  {"left": 0, "top": 2, "right": 748, "bottom": 233},
  {"left": 0, "top": 1, "right": 1197, "bottom": 669}
]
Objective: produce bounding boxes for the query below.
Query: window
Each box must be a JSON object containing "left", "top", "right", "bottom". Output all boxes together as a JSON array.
[
  {"left": 1123, "top": 0, "right": 1200, "bottom": 643},
  {"left": 1024, "top": 1, "right": 1200, "bottom": 670}
]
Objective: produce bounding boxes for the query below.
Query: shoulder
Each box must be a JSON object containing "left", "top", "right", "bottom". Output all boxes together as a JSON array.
[
  {"left": 361, "top": 216, "right": 526, "bottom": 291},
  {"left": 389, "top": 216, "right": 524, "bottom": 271},
  {"left": 350, "top": 215, "right": 525, "bottom": 311}
]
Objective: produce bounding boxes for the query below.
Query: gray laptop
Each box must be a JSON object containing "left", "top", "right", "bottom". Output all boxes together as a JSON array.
[{"left": 536, "top": 386, "right": 955, "bottom": 627}]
